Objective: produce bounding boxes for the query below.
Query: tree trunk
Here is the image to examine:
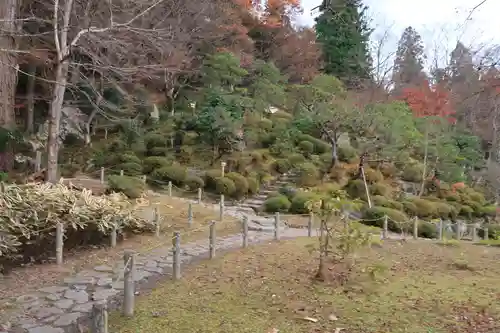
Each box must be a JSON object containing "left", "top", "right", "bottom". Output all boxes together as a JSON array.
[
  {"left": 25, "top": 64, "right": 36, "bottom": 133},
  {"left": 0, "top": 0, "right": 18, "bottom": 130},
  {"left": 315, "top": 218, "right": 327, "bottom": 281},
  {"left": 46, "top": 60, "right": 70, "bottom": 183},
  {"left": 418, "top": 127, "right": 429, "bottom": 197}
]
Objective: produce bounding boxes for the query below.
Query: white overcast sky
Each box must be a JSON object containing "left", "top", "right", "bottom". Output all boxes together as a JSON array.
[{"left": 297, "top": 0, "right": 500, "bottom": 67}]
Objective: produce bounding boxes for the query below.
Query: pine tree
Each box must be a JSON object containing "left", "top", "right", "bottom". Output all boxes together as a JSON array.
[
  {"left": 391, "top": 26, "right": 426, "bottom": 94},
  {"left": 314, "top": 0, "right": 372, "bottom": 88}
]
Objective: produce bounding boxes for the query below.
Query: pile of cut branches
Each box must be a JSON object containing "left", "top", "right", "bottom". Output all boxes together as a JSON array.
[{"left": 0, "top": 182, "right": 154, "bottom": 272}]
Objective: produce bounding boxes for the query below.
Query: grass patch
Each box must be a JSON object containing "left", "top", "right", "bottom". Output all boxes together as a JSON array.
[
  {"left": 110, "top": 237, "right": 500, "bottom": 333},
  {"left": 475, "top": 239, "right": 500, "bottom": 247}
]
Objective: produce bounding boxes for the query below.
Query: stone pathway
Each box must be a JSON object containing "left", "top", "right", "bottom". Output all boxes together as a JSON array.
[{"left": 3, "top": 226, "right": 314, "bottom": 333}]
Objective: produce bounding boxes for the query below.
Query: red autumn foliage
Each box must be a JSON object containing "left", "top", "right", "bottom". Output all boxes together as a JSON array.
[
  {"left": 400, "top": 80, "right": 456, "bottom": 123},
  {"left": 451, "top": 182, "right": 466, "bottom": 192}
]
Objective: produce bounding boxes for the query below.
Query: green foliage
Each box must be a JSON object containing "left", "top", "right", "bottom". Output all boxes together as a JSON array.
[
  {"left": 287, "top": 153, "right": 306, "bottom": 167},
  {"left": 298, "top": 140, "right": 314, "bottom": 157},
  {"left": 405, "top": 198, "right": 435, "bottom": 218},
  {"left": 370, "top": 183, "right": 391, "bottom": 197},
  {"left": 204, "top": 170, "right": 222, "bottom": 190},
  {"left": 246, "top": 177, "right": 259, "bottom": 195},
  {"left": 418, "top": 221, "right": 438, "bottom": 239},
  {"left": 214, "top": 177, "right": 236, "bottom": 196},
  {"left": 337, "top": 145, "right": 357, "bottom": 162},
  {"left": 362, "top": 206, "right": 408, "bottom": 231},
  {"left": 297, "top": 162, "right": 320, "bottom": 187},
  {"left": 184, "top": 175, "right": 204, "bottom": 190},
  {"left": 150, "top": 165, "right": 187, "bottom": 186},
  {"left": 289, "top": 192, "right": 317, "bottom": 214},
  {"left": 226, "top": 172, "right": 249, "bottom": 199},
  {"left": 478, "top": 224, "right": 500, "bottom": 240},
  {"left": 401, "top": 163, "right": 423, "bottom": 182},
  {"left": 273, "top": 159, "right": 292, "bottom": 174},
  {"left": 344, "top": 179, "right": 367, "bottom": 200},
  {"left": 364, "top": 168, "right": 383, "bottom": 184},
  {"left": 296, "top": 134, "right": 329, "bottom": 154},
  {"left": 117, "top": 162, "right": 143, "bottom": 176},
  {"left": 380, "top": 163, "right": 397, "bottom": 178},
  {"left": 263, "top": 195, "right": 291, "bottom": 213},
  {"left": 201, "top": 52, "right": 248, "bottom": 88},
  {"left": 107, "top": 175, "right": 146, "bottom": 199},
  {"left": 143, "top": 156, "right": 171, "bottom": 174}
]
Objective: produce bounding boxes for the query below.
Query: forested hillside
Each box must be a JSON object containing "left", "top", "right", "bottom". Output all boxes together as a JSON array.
[{"left": 0, "top": 0, "right": 499, "bottom": 225}]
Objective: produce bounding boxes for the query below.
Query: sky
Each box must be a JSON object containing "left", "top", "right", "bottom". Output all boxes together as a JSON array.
[{"left": 296, "top": 0, "right": 500, "bottom": 68}]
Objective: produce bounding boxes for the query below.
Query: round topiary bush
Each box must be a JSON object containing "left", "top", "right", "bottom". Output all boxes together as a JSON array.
[
  {"left": 263, "top": 195, "right": 291, "bottom": 213},
  {"left": 433, "top": 201, "right": 453, "bottom": 219},
  {"left": 150, "top": 165, "right": 187, "bottom": 186},
  {"left": 204, "top": 170, "right": 222, "bottom": 190},
  {"left": 273, "top": 159, "right": 291, "bottom": 174},
  {"left": 459, "top": 205, "right": 473, "bottom": 219},
  {"left": 117, "top": 162, "right": 143, "bottom": 176},
  {"left": 401, "top": 164, "right": 423, "bottom": 183},
  {"left": 297, "top": 162, "right": 320, "bottom": 187},
  {"left": 380, "top": 163, "right": 397, "bottom": 178},
  {"left": 184, "top": 175, "right": 204, "bottom": 190},
  {"left": 288, "top": 153, "right": 306, "bottom": 168},
  {"left": 338, "top": 145, "right": 357, "bottom": 163},
  {"left": 247, "top": 177, "right": 259, "bottom": 195},
  {"left": 296, "top": 134, "right": 329, "bottom": 154},
  {"left": 418, "top": 221, "right": 438, "bottom": 239},
  {"left": 107, "top": 175, "right": 146, "bottom": 199},
  {"left": 406, "top": 198, "right": 436, "bottom": 218},
  {"left": 329, "top": 166, "right": 347, "bottom": 182},
  {"left": 226, "top": 172, "right": 249, "bottom": 199},
  {"left": 344, "top": 179, "right": 367, "bottom": 200},
  {"left": 258, "top": 118, "right": 273, "bottom": 130},
  {"left": 143, "top": 156, "right": 171, "bottom": 174},
  {"left": 370, "top": 183, "right": 391, "bottom": 197},
  {"left": 298, "top": 140, "right": 314, "bottom": 157},
  {"left": 214, "top": 177, "right": 236, "bottom": 197},
  {"left": 289, "top": 192, "right": 317, "bottom": 214},
  {"left": 362, "top": 206, "right": 408, "bottom": 232},
  {"left": 364, "top": 168, "right": 383, "bottom": 184}
]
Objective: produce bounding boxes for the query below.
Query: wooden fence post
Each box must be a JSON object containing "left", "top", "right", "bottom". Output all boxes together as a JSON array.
[
  {"left": 219, "top": 194, "right": 224, "bottom": 221},
  {"left": 141, "top": 175, "right": 147, "bottom": 183},
  {"left": 168, "top": 181, "right": 172, "bottom": 196},
  {"left": 484, "top": 227, "right": 489, "bottom": 241},
  {"left": 110, "top": 223, "right": 117, "bottom": 247},
  {"left": 56, "top": 222, "right": 64, "bottom": 265},
  {"left": 123, "top": 250, "right": 135, "bottom": 317},
  {"left": 382, "top": 215, "right": 388, "bottom": 239},
  {"left": 455, "top": 222, "right": 461, "bottom": 240},
  {"left": 209, "top": 221, "right": 216, "bottom": 259},
  {"left": 100, "top": 167, "right": 105, "bottom": 184},
  {"left": 35, "top": 151, "right": 42, "bottom": 172},
  {"left": 197, "top": 188, "right": 202, "bottom": 203},
  {"left": 274, "top": 212, "right": 280, "bottom": 240},
  {"left": 172, "top": 232, "right": 181, "bottom": 280},
  {"left": 413, "top": 217, "right": 418, "bottom": 240},
  {"left": 120, "top": 169, "right": 124, "bottom": 176},
  {"left": 90, "top": 303, "right": 108, "bottom": 333},
  {"left": 308, "top": 212, "right": 313, "bottom": 237},
  {"left": 242, "top": 216, "right": 248, "bottom": 248},
  {"left": 438, "top": 219, "right": 443, "bottom": 240},
  {"left": 187, "top": 203, "right": 193, "bottom": 226},
  {"left": 154, "top": 207, "right": 160, "bottom": 236}
]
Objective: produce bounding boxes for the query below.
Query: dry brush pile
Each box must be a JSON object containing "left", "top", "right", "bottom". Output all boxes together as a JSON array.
[{"left": 0, "top": 182, "right": 154, "bottom": 272}]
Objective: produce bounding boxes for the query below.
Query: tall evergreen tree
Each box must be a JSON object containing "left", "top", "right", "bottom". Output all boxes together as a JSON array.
[
  {"left": 314, "top": 0, "right": 372, "bottom": 88},
  {"left": 391, "top": 26, "right": 426, "bottom": 94}
]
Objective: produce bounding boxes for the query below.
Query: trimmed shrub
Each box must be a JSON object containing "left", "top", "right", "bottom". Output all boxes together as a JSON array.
[
  {"left": 116, "top": 153, "right": 142, "bottom": 165},
  {"left": 143, "top": 156, "right": 171, "bottom": 174},
  {"left": 258, "top": 118, "right": 273, "bottom": 130},
  {"left": 344, "top": 179, "right": 367, "bottom": 200},
  {"left": 364, "top": 168, "right": 383, "bottom": 184},
  {"left": 117, "top": 162, "right": 142, "bottom": 176},
  {"left": 297, "top": 162, "right": 320, "bottom": 187},
  {"left": 107, "top": 175, "right": 146, "bottom": 199},
  {"left": 370, "top": 183, "right": 391, "bottom": 197},
  {"left": 337, "top": 145, "right": 357, "bottom": 163},
  {"left": 214, "top": 177, "right": 236, "bottom": 196},
  {"left": 296, "top": 134, "right": 329, "bottom": 154},
  {"left": 288, "top": 153, "right": 306, "bottom": 167},
  {"left": 298, "top": 140, "right": 314, "bottom": 157},
  {"left": 480, "top": 205, "right": 497, "bottom": 217},
  {"left": 289, "top": 192, "right": 317, "bottom": 214},
  {"left": 204, "top": 170, "right": 222, "bottom": 190},
  {"left": 444, "top": 192, "right": 460, "bottom": 202},
  {"left": 401, "top": 164, "right": 423, "bottom": 182},
  {"left": 362, "top": 206, "right": 409, "bottom": 232},
  {"left": 478, "top": 223, "right": 500, "bottom": 240},
  {"left": 433, "top": 201, "right": 453, "bottom": 219},
  {"left": 144, "top": 133, "right": 166, "bottom": 150},
  {"left": 329, "top": 166, "right": 347, "bottom": 182},
  {"left": 407, "top": 198, "right": 435, "bottom": 218},
  {"left": 247, "top": 177, "right": 259, "bottom": 195},
  {"left": 459, "top": 205, "right": 473, "bottom": 218},
  {"left": 380, "top": 163, "right": 397, "bottom": 178},
  {"left": 184, "top": 175, "right": 204, "bottom": 190},
  {"left": 147, "top": 147, "right": 168, "bottom": 156},
  {"left": 226, "top": 172, "right": 249, "bottom": 199},
  {"left": 150, "top": 165, "right": 187, "bottom": 186},
  {"left": 263, "top": 195, "right": 291, "bottom": 213},
  {"left": 418, "top": 221, "right": 438, "bottom": 239},
  {"left": 371, "top": 196, "right": 404, "bottom": 211},
  {"left": 273, "top": 159, "right": 291, "bottom": 174}
]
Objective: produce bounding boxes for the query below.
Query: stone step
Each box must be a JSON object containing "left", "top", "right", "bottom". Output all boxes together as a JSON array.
[{"left": 243, "top": 199, "right": 264, "bottom": 206}]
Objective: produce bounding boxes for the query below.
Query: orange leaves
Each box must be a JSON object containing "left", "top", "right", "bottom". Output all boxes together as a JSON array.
[{"left": 400, "top": 80, "right": 455, "bottom": 123}]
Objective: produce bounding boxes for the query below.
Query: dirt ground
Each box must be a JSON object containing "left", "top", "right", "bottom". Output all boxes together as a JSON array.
[{"left": 109, "top": 237, "right": 500, "bottom": 333}]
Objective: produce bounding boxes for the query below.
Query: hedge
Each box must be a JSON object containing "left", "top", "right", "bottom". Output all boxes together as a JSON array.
[
  {"left": 150, "top": 165, "right": 187, "bottom": 186},
  {"left": 214, "top": 177, "right": 236, "bottom": 196},
  {"left": 226, "top": 172, "right": 249, "bottom": 199},
  {"left": 297, "top": 162, "right": 320, "bottom": 187},
  {"left": 108, "top": 175, "right": 146, "bottom": 199},
  {"left": 184, "top": 175, "right": 204, "bottom": 190},
  {"left": 263, "top": 195, "right": 291, "bottom": 213},
  {"left": 143, "top": 156, "right": 171, "bottom": 174},
  {"left": 289, "top": 192, "right": 318, "bottom": 214}
]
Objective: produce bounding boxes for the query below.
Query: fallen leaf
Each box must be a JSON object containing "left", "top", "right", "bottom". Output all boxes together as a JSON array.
[
  {"left": 328, "top": 314, "right": 338, "bottom": 321},
  {"left": 267, "top": 328, "right": 279, "bottom": 333},
  {"left": 334, "top": 328, "right": 344, "bottom": 333}
]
